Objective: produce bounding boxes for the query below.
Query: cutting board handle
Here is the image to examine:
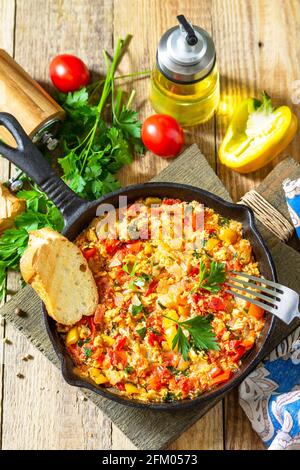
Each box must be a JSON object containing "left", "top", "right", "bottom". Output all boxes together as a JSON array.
[{"left": 0, "top": 112, "right": 89, "bottom": 225}]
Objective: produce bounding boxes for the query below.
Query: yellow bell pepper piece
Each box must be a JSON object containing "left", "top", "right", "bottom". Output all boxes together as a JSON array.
[
  {"left": 219, "top": 92, "right": 298, "bottom": 173},
  {"left": 162, "top": 309, "right": 179, "bottom": 350},
  {"left": 125, "top": 383, "right": 139, "bottom": 394},
  {"left": 219, "top": 228, "right": 238, "bottom": 245},
  {"left": 101, "top": 334, "right": 115, "bottom": 346},
  {"left": 89, "top": 368, "right": 108, "bottom": 385},
  {"left": 66, "top": 326, "right": 79, "bottom": 346},
  {"left": 205, "top": 237, "right": 219, "bottom": 251}
]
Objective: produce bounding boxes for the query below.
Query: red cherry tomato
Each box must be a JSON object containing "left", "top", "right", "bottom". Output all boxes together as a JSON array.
[
  {"left": 141, "top": 114, "right": 184, "bottom": 157},
  {"left": 49, "top": 54, "right": 90, "bottom": 93}
]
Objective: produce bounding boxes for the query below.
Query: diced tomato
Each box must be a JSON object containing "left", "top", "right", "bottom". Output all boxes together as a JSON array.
[
  {"left": 177, "top": 377, "right": 193, "bottom": 394},
  {"left": 104, "top": 239, "right": 122, "bottom": 256},
  {"left": 189, "top": 266, "right": 199, "bottom": 277},
  {"left": 126, "top": 241, "right": 142, "bottom": 254},
  {"left": 116, "top": 383, "right": 125, "bottom": 391},
  {"left": 163, "top": 198, "right": 181, "bottom": 205},
  {"left": 229, "top": 339, "right": 241, "bottom": 349},
  {"left": 147, "top": 366, "right": 172, "bottom": 391},
  {"left": 210, "top": 369, "right": 232, "bottom": 386},
  {"left": 93, "top": 351, "right": 105, "bottom": 367},
  {"left": 146, "top": 279, "right": 158, "bottom": 296},
  {"left": 109, "top": 350, "right": 127, "bottom": 369},
  {"left": 94, "top": 305, "right": 105, "bottom": 324},
  {"left": 115, "top": 336, "right": 127, "bottom": 351},
  {"left": 147, "top": 375, "right": 164, "bottom": 391},
  {"left": 82, "top": 247, "right": 97, "bottom": 260},
  {"left": 248, "top": 304, "right": 265, "bottom": 319},
  {"left": 209, "top": 297, "right": 226, "bottom": 311},
  {"left": 148, "top": 331, "right": 163, "bottom": 346},
  {"left": 210, "top": 365, "right": 222, "bottom": 378},
  {"left": 230, "top": 345, "right": 246, "bottom": 362},
  {"left": 206, "top": 227, "right": 216, "bottom": 235}
]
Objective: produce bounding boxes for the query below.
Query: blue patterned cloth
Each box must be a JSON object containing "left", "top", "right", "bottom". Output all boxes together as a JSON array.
[
  {"left": 283, "top": 177, "right": 300, "bottom": 239},
  {"left": 239, "top": 327, "right": 300, "bottom": 450}
]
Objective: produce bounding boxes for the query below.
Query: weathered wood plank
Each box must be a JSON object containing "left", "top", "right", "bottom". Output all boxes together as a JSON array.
[
  {"left": 1, "top": 0, "right": 114, "bottom": 450},
  {"left": 0, "top": 0, "right": 16, "bottom": 450}
]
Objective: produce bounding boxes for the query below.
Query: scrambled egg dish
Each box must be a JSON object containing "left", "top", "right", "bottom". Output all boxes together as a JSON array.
[{"left": 58, "top": 198, "right": 265, "bottom": 403}]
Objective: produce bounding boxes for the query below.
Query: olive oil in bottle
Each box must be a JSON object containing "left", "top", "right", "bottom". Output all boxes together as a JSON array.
[{"left": 150, "top": 15, "right": 220, "bottom": 127}]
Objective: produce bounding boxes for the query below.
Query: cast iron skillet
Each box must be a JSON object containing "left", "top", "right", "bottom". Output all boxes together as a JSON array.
[{"left": 0, "top": 113, "right": 277, "bottom": 410}]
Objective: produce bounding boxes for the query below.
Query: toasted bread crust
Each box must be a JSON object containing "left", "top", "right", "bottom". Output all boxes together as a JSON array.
[{"left": 20, "top": 228, "right": 98, "bottom": 325}]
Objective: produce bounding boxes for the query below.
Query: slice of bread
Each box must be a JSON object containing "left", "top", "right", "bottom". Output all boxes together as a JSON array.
[{"left": 20, "top": 228, "right": 98, "bottom": 325}]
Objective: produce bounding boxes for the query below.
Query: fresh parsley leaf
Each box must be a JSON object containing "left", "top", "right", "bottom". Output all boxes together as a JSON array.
[
  {"left": 192, "top": 250, "right": 201, "bottom": 259},
  {"left": 193, "top": 260, "right": 226, "bottom": 294},
  {"left": 172, "top": 327, "right": 190, "bottom": 360},
  {"left": 83, "top": 347, "right": 92, "bottom": 358},
  {"left": 163, "top": 313, "right": 219, "bottom": 359},
  {"left": 124, "top": 365, "right": 134, "bottom": 374},
  {"left": 180, "top": 316, "right": 220, "bottom": 352},
  {"left": 136, "top": 327, "right": 147, "bottom": 339},
  {"left": 131, "top": 304, "right": 143, "bottom": 316},
  {"left": 77, "top": 340, "right": 84, "bottom": 347},
  {"left": 163, "top": 392, "right": 176, "bottom": 403},
  {"left": 122, "top": 260, "right": 138, "bottom": 277},
  {"left": 115, "top": 106, "right": 141, "bottom": 139}
]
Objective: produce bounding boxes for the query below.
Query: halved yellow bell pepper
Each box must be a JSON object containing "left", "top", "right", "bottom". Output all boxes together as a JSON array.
[{"left": 219, "top": 92, "right": 298, "bottom": 173}]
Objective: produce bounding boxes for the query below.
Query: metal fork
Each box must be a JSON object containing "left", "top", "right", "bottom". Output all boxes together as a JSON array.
[{"left": 225, "top": 271, "right": 300, "bottom": 324}]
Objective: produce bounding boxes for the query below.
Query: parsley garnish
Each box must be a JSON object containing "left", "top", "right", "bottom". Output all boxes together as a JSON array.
[
  {"left": 124, "top": 365, "right": 134, "bottom": 374},
  {"left": 131, "top": 304, "right": 143, "bottom": 316},
  {"left": 163, "top": 392, "right": 176, "bottom": 403},
  {"left": 193, "top": 260, "right": 226, "bottom": 294},
  {"left": 136, "top": 327, "right": 147, "bottom": 339},
  {"left": 163, "top": 314, "right": 219, "bottom": 360},
  {"left": 122, "top": 260, "right": 138, "bottom": 277},
  {"left": 83, "top": 347, "right": 92, "bottom": 358}
]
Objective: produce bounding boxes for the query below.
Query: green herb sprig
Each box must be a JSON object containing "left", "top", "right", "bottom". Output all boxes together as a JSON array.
[
  {"left": 163, "top": 314, "right": 219, "bottom": 360},
  {"left": 192, "top": 260, "right": 226, "bottom": 294}
]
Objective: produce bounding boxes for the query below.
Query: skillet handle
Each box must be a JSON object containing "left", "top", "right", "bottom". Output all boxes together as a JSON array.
[{"left": 0, "top": 112, "right": 89, "bottom": 225}]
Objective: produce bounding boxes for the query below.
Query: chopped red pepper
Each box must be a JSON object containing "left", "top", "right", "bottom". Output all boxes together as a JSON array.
[
  {"left": 83, "top": 247, "right": 97, "bottom": 260},
  {"left": 146, "top": 279, "right": 158, "bottom": 296},
  {"left": 94, "top": 305, "right": 105, "bottom": 324},
  {"left": 148, "top": 331, "right": 163, "bottom": 346},
  {"left": 230, "top": 345, "right": 246, "bottom": 362},
  {"left": 163, "top": 198, "right": 181, "bottom": 205},
  {"left": 189, "top": 266, "right": 199, "bottom": 277},
  {"left": 115, "top": 336, "right": 127, "bottom": 351},
  {"left": 209, "top": 297, "right": 226, "bottom": 311},
  {"left": 104, "top": 239, "right": 122, "bottom": 256},
  {"left": 210, "top": 369, "right": 232, "bottom": 386}
]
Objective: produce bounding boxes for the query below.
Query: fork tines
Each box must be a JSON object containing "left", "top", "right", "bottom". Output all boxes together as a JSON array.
[{"left": 225, "top": 271, "right": 280, "bottom": 315}]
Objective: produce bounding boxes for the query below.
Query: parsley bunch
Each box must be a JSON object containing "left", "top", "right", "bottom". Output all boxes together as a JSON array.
[
  {"left": 0, "top": 36, "right": 145, "bottom": 300},
  {"left": 57, "top": 36, "right": 144, "bottom": 200}
]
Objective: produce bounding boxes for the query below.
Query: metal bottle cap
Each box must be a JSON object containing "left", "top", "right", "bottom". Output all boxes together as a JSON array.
[{"left": 156, "top": 15, "right": 216, "bottom": 84}]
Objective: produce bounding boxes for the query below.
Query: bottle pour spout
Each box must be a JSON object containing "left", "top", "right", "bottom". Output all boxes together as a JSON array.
[{"left": 177, "top": 14, "right": 198, "bottom": 46}]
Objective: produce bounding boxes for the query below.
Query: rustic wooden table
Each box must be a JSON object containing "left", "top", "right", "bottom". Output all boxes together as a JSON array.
[{"left": 0, "top": 0, "right": 299, "bottom": 450}]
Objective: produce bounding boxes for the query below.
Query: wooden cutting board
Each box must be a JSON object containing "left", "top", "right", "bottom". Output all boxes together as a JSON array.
[{"left": 1, "top": 144, "right": 299, "bottom": 450}]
